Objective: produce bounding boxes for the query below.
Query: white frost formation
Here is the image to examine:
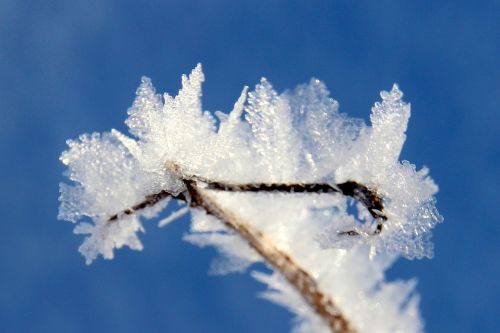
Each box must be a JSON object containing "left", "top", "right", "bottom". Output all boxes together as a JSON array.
[{"left": 59, "top": 64, "right": 442, "bottom": 332}]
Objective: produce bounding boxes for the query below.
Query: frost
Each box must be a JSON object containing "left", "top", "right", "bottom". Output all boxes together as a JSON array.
[{"left": 58, "top": 64, "right": 442, "bottom": 332}]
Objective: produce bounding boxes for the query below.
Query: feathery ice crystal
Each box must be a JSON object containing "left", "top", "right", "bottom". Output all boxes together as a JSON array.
[{"left": 59, "top": 64, "right": 442, "bottom": 333}]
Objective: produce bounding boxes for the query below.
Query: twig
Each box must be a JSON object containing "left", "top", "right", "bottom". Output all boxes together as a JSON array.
[
  {"left": 108, "top": 177, "right": 387, "bottom": 235},
  {"left": 108, "top": 191, "right": 187, "bottom": 221},
  {"left": 185, "top": 180, "right": 357, "bottom": 333},
  {"left": 200, "top": 179, "right": 386, "bottom": 234},
  {"left": 104, "top": 176, "right": 388, "bottom": 332}
]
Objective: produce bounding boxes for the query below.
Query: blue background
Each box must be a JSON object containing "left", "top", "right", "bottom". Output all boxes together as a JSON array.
[{"left": 1, "top": 1, "right": 498, "bottom": 332}]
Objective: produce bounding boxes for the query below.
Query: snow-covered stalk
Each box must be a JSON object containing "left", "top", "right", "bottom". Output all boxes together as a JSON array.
[{"left": 58, "top": 64, "right": 442, "bottom": 332}]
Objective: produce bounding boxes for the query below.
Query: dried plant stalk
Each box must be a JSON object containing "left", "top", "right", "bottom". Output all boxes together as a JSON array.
[
  {"left": 104, "top": 172, "right": 390, "bottom": 332},
  {"left": 186, "top": 182, "right": 357, "bottom": 333}
]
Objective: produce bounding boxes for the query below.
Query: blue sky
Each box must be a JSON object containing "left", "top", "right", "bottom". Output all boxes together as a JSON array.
[{"left": 0, "top": 1, "right": 498, "bottom": 332}]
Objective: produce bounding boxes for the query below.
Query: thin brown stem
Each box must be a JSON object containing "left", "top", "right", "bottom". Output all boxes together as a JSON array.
[
  {"left": 108, "top": 191, "right": 187, "bottom": 221},
  {"left": 184, "top": 180, "right": 357, "bottom": 333},
  {"left": 107, "top": 177, "right": 387, "bottom": 236},
  {"left": 104, "top": 176, "right": 387, "bottom": 332},
  {"left": 200, "top": 179, "right": 387, "bottom": 234}
]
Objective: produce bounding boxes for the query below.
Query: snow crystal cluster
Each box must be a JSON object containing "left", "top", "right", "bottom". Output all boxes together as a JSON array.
[{"left": 59, "top": 64, "right": 442, "bottom": 332}]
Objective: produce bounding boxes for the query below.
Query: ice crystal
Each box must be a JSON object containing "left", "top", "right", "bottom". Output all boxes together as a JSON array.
[{"left": 58, "top": 64, "right": 442, "bottom": 332}]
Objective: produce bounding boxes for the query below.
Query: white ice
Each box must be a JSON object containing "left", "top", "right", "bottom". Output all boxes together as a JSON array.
[{"left": 59, "top": 64, "right": 442, "bottom": 332}]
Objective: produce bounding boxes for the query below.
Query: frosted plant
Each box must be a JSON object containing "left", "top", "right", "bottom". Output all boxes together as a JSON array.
[{"left": 58, "top": 64, "right": 442, "bottom": 333}]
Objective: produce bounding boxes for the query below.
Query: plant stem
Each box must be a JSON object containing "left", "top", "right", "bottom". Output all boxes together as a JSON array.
[
  {"left": 185, "top": 180, "right": 357, "bottom": 333},
  {"left": 105, "top": 175, "right": 388, "bottom": 332}
]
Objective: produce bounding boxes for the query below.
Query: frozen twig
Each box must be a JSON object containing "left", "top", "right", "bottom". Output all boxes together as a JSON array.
[
  {"left": 186, "top": 181, "right": 357, "bottom": 333},
  {"left": 101, "top": 172, "right": 389, "bottom": 332},
  {"left": 59, "top": 65, "right": 442, "bottom": 333},
  {"left": 107, "top": 176, "right": 386, "bottom": 234}
]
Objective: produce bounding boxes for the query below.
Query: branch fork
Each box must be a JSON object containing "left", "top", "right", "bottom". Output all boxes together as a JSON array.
[{"left": 106, "top": 170, "right": 388, "bottom": 333}]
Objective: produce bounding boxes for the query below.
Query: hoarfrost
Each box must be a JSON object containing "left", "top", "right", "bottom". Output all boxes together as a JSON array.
[{"left": 58, "top": 64, "right": 442, "bottom": 332}]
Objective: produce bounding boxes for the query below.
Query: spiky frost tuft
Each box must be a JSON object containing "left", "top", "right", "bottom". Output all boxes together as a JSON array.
[{"left": 58, "top": 65, "right": 442, "bottom": 332}]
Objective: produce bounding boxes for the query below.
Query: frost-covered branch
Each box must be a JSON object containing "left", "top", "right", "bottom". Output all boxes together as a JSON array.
[
  {"left": 186, "top": 181, "right": 356, "bottom": 332},
  {"left": 58, "top": 64, "right": 442, "bottom": 332},
  {"left": 108, "top": 177, "right": 386, "bottom": 234},
  {"left": 103, "top": 175, "right": 386, "bottom": 331}
]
